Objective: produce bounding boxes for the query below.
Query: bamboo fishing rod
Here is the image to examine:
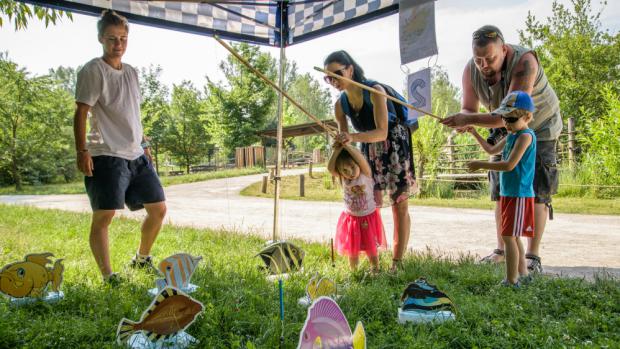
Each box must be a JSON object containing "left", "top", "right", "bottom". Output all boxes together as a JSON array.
[
  {"left": 213, "top": 36, "right": 339, "bottom": 138},
  {"left": 314, "top": 66, "right": 443, "bottom": 121}
]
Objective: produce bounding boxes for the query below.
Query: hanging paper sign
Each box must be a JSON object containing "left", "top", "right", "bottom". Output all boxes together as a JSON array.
[
  {"left": 399, "top": 0, "right": 438, "bottom": 65},
  {"left": 0, "top": 253, "right": 64, "bottom": 303},
  {"left": 407, "top": 68, "right": 432, "bottom": 123}
]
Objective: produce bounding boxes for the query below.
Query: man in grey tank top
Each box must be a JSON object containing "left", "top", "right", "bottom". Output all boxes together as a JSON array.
[{"left": 441, "top": 25, "right": 562, "bottom": 274}]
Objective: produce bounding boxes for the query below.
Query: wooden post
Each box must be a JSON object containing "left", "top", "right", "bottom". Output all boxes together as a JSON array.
[
  {"left": 568, "top": 117, "right": 576, "bottom": 169},
  {"left": 262, "top": 175, "right": 268, "bottom": 194},
  {"left": 447, "top": 132, "right": 455, "bottom": 174},
  {"left": 309, "top": 161, "right": 313, "bottom": 178},
  {"left": 300, "top": 174, "right": 305, "bottom": 197}
]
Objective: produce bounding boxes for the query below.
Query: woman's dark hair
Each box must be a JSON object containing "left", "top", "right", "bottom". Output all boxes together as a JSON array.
[
  {"left": 323, "top": 50, "right": 366, "bottom": 83},
  {"left": 97, "top": 10, "right": 129, "bottom": 37}
]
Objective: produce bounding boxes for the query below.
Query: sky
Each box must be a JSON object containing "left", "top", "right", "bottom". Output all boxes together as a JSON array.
[{"left": 1, "top": 0, "right": 618, "bottom": 102}]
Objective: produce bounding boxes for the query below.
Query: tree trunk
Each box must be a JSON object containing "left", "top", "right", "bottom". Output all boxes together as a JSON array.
[
  {"left": 154, "top": 142, "right": 160, "bottom": 175},
  {"left": 11, "top": 122, "right": 21, "bottom": 191}
]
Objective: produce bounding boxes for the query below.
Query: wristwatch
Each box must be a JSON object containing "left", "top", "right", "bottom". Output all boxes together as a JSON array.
[{"left": 141, "top": 141, "right": 151, "bottom": 149}]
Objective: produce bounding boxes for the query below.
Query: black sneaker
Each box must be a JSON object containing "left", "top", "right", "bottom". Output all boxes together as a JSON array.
[
  {"left": 129, "top": 256, "right": 161, "bottom": 275},
  {"left": 500, "top": 279, "right": 521, "bottom": 289},
  {"left": 526, "top": 254, "right": 543, "bottom": 274},
  {"left": 104, "top": 273, "right": 124, "bottom": 287}
]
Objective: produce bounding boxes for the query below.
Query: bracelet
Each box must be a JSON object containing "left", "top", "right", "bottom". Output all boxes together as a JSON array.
[
  {"left": 77, "top": 149, "right": 89, "bottom": 153},
  {"left": 141, "top": 141, "right": 150, "bottom": 149}
]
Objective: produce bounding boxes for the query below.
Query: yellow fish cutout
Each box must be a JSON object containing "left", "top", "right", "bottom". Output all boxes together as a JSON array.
[
  {"left": 352, "top": 321, "right": 366, "bottom": 349},
  {"left": 306, "top": 274, "right": 336, "bottom": 301},
  {"left": 0, "top": 253, "right": 64, "bottom": 298}
]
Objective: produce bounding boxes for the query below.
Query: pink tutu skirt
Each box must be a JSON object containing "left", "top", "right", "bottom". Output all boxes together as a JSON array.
[{"left": 335, "top": 208, "right": 387, "bottom": 257}]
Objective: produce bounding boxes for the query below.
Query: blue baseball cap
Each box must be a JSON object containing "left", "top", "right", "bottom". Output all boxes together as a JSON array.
[{"left": 493, "top": 91, "right": 535, "bottom": 115}]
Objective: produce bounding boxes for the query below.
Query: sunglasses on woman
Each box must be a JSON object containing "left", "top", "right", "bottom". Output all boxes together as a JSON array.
[{"left": 323, "top": 68, "right": 347, "bottom": 85}]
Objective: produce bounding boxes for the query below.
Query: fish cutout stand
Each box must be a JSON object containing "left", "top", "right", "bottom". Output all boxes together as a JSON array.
[
  {"left": 257, "top": 241, "right": 304, "bottom": 276},
  {"left": 0, "top": 253, "right": 64, "bottom": 305},
  {"left": 298, "top": 274, "right": 338, "bottom": 307},
  {"left": 117, "top": 287, "right": 204, "bottom": 349},
  {"left": 297, "top": 296, "right": 366, "bottom": 349},
  {"left": 148, "top": 254, "right": 202, "bottom": 297},
  {"left": 397, "top": 278, "right": 456, "bottom": 324}
]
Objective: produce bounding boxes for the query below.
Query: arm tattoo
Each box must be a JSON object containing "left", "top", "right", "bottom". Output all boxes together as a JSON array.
[{"left": 515, "top": 59, "right": 533, "bottom": 79}]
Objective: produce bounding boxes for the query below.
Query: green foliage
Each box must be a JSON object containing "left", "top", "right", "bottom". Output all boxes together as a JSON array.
[
  {"left": 163, "top": 81, "right": 213, "bottom": 174},
  {"left": 1, "top": 205, "right": 619, "bottom": 347},
  {"left": 575, "top": 85, "right": 620, "bottom": 196},
  {"left": 139, "top": 65, "right": 170, "bottom": 174},
  {"left": 519, "top": 0, "right": 620, "bottom": 129},
  {"left": 0, "top": 55, "right": 75, "bottom": 190},
  {"left": 206, "top": 43, "right": 277, "bottom": 155},
  {"left": 0, "top": 0, "right": 72, "bottom": 30}
]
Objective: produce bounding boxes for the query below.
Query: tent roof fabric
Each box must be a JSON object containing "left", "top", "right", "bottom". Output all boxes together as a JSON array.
[{"left": 20, "top": 0, "right": 398, "bottom": 46}]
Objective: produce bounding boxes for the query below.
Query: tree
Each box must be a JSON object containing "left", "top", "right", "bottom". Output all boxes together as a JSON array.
[
  {"left": 519, "top": 0, "right": 620, "bottom": 128},
  {"left": 0, "top": 56, "right": 73, "bottom": 190},
  {"left": 0, "top": 0, "right": 72, "bottom": 30},
  {"left": 163, "top": 81, "right": 212, "bottom": 174},
  {"left": 49, "top": 65, "right": 78, "bottom": 96},
  {"left": 206, "top": 43, "right": 277, "bottom": 155},
  {"left": 140, "top": 65, "right": 170, "bottom": 174}
]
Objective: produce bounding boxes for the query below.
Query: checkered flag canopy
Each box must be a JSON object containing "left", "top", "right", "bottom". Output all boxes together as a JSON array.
[
  {"left": 26, "top": 0, "right": 399, "bottom": 46},
  {"left": 288, "top": 0, "right": 398, "bottom": 43}
]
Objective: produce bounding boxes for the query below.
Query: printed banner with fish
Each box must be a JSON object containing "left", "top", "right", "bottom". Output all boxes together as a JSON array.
[
  {"left": 406, "top": 68, "right": 432, "bottom": 123},
  {"left": 399, "top": 0, "right": 438, "bottom": 65}
]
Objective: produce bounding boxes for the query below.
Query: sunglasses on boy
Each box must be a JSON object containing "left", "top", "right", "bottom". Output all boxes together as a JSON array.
[
  {"left": 323, "top": 68, "right": 347, "bottom": 85},
  {"left": 501, "top": 115, "right": 521, "bottom": 123}
]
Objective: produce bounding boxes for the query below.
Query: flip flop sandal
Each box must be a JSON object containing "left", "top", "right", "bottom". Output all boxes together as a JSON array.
[
  {"left": 480, "top": 249, "right": 504, "bottom": 263},
  {"left": 525, "top": 253, "right": 543, "bottom": 273}
]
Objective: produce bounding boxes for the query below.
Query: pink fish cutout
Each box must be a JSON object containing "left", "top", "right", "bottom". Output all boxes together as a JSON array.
[
  {"left": 157, "top": 253, "right": 202, "bottom": 290},
  {"left": 298, "top": 297, "right": 366, "bottom": 349}
]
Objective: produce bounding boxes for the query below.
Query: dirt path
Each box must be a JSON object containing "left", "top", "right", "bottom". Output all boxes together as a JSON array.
[{"left": 1, "top": 169, "right": 618, "bottom": 279}]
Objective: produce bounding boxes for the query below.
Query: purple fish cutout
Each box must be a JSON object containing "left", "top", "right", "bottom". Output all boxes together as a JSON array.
[{"left": 298, "top": 296, "right": 353, "bottom": 349}]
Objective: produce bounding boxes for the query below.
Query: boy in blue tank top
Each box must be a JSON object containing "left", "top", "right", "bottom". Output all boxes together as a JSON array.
[{"left": 465, "top": 91, "right": 537, "bottom": 287}]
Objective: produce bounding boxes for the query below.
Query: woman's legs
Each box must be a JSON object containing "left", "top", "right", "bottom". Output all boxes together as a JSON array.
[{"left": 391, "top": 199, "right": 410, "bottom": 269}]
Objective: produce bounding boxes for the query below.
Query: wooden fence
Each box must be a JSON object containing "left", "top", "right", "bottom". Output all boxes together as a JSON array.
[{"left": 235, "top": 146, "right": 265, "bottom": 168}]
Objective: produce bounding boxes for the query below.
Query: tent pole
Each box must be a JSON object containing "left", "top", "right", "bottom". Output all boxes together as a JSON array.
[{"left": 272, "top": 1, "right": 287, "bottom": 242}]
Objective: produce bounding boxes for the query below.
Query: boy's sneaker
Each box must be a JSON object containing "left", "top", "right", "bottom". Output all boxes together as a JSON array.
[
  {"left": 526, "top": 254, "right": 543, "bottom": 274},
  {"left": 129, "top": 255, "right": 161, "bottom": 275},
  {"left": 104, "top": 273, "right": 124, "bottom": 287},
  {"left": 519, "top": 274, "right": 533, "bottom": 285}
]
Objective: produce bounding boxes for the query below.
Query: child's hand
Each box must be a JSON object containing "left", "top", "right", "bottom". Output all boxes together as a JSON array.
[
  {"left": 457, "top": 126, "right": 476, "bottom": 134},
  {"left": 466, "top": 161, "right": 482, "bottom": 172}
]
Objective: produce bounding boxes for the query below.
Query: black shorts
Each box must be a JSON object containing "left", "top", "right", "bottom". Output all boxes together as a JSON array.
[
  {"left": 85, "top": 155, "right": 166, "bottom": 211},
  {"left": 490, "top": 140, "right": 559, "bottom": 204}
]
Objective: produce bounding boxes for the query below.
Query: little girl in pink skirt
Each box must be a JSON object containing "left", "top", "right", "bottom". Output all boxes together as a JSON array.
[{"left": 328, "top": 143, "right": 386, "bottom": 272}]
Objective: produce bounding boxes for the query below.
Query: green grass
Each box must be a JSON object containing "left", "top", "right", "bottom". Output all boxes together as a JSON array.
[
  {"left": 241, "top": 174, "right": 620, "bottom": 215},
  {"left": 0, "top": 167, "right": 265, "bottom": 195},
  {"left": 0, "top": 205, "right": 618, "bottom": 348}
]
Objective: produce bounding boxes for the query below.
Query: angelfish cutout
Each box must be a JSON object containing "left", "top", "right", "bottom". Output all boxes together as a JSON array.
[
  {"left": 297, "top": 296, "right": 366, "bottom": 349},
  {"left": 256, "top": 241, "right": 304, "bottom": 275},
  {"left": 0, "top": 253, "right": 64, "bottom": 299}
]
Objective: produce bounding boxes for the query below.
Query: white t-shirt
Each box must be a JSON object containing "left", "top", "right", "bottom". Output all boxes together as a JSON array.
[{"left": 75, "top": 58, "right": 144, "bottom": 160}]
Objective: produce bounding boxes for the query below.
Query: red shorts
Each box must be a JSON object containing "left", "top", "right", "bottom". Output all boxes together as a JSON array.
[{"left": 500, "top": 196, "right": 535, "bottom": 237}]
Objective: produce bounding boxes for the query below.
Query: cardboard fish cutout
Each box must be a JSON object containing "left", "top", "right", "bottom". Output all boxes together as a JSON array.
[
  {"left": 0, "top": 253, "right": 64, "bottom": 299},
  {"left": 298, "top": 274, "right": 337, "bottom": 307},
  {"left": 298, "top": 296, "right": 366, "bottom": 349},
  {"left": 152, "top": 254, "right": 202, "bottom": 294},
  {"left": 257, "top": 241, "right": 304, "bottom": 275},
  {"left": 116, "top": 287, "right": 204, "bottom": 346},
  {"left": 397, "top": 278, "right": 455, "bottom": 324}
]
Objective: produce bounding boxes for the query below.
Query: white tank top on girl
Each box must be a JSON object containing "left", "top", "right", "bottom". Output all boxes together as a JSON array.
[
  {"left": 75, "top": 58, "right": 144, "bottom": 160},
  {"left": 343, "top": 173, "right": 376, "bottom": 217}
]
